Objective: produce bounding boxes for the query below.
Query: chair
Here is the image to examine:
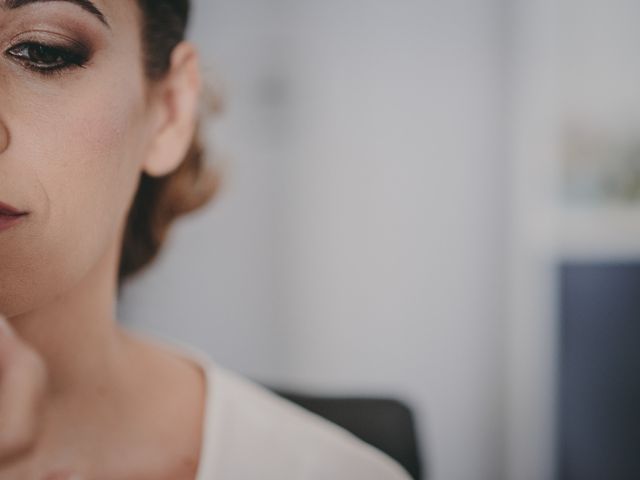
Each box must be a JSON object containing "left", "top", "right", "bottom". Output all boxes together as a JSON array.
[{"left": 266, "top": 386, "right": 424, "bottom": 479}]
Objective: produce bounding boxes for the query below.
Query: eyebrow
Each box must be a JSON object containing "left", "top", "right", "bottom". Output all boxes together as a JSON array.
[{"left": 3, "top": 0, "right": 110, "bottom": 28}]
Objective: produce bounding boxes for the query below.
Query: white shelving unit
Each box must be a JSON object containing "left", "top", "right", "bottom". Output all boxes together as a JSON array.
[
  {"left": 507, "top": 1, "right": 640, "bottom": 479},
  {"left": 557, "top": 206, "right": 640, "bottom": 261}
]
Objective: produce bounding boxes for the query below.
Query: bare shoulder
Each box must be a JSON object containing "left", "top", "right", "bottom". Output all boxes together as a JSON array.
[{"left": 205, "top": 365, "right": 413, "bottom": 480}]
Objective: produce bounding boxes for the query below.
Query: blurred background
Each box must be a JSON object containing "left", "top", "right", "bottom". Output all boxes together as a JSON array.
[{"left": 117, "top": 1, "right": 640, "bottom": 479}]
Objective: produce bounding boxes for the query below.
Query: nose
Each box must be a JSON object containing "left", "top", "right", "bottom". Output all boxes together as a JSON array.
[{"left": 0, "top": 121, "right": 8, "bottom": 154}]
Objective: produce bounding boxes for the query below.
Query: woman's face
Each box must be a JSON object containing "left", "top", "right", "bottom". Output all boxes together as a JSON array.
[{"left": 0, "top": 0, "right": 156, "bottom": 316}]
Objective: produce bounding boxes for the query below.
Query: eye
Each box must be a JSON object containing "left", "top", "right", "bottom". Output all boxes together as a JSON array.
[{"left": 5, "top": 42, "right": 89, "bottom": 76}]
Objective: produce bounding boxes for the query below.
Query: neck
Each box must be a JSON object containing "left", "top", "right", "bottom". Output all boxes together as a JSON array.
[
  {"left": 8, "top": 233, "right": 129, "bottom": 399},
  {"left": 2, "top": 232, "right": 206, "bottom": 478}
]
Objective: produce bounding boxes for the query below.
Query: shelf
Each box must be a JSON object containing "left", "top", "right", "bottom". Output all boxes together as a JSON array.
[{"left": 556, "top": 205, "right": 640, "bottom": 261}]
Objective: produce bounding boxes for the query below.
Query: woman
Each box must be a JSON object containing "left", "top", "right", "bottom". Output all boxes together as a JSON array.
[{"left": 0, "top": 1, "right": 412, "bottom": 478}]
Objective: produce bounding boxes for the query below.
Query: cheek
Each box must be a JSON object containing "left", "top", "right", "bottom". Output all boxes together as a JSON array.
[
  {"left": 0, "top": 76, "right": 149, "bottom": 316},
  {"left": 47, "top": 87, "right": 146, "bottom": 258},
  {"left": 49, "top": 87, "right": 145, "bottom": 219}
]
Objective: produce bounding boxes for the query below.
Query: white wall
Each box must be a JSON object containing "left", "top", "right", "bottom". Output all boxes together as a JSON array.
[
  {"left": 119, "top": 1, "right": 510, "bottom": 479},
  {"left": 278, "top": 2, "right": 509, "bottom": 479}
]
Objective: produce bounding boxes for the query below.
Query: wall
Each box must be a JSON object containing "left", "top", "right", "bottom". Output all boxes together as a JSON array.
[{"left": 277, "top": 2, "right": 509, "bottom": 479}]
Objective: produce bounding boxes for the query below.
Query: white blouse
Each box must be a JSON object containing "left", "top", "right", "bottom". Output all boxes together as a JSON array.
[{"left": 140, "top": 331, "right": 413, "bottom": 480}]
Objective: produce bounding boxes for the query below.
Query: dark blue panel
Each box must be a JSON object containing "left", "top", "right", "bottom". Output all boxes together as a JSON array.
[{"left": 558, "top": 262, "right": 640, "bottom": 480}]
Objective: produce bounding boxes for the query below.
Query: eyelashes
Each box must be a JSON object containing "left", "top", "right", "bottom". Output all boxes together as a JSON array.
[{"left": 4, "top": 41, "right": 90, "bottom": 77}]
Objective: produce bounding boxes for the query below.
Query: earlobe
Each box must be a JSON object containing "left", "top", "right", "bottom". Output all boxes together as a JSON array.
[{"left": 142, "top": 41, "right": 202, "bottom": 178}]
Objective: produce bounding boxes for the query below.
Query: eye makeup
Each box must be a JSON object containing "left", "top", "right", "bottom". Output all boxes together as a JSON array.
[{"left": 3, "top": 29, "right": 93, "bottom": 77}]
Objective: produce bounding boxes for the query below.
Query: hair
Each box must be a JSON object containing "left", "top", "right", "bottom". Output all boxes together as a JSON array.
[{"left": 117, "top": 0, "right": 220, "bottom": 291}]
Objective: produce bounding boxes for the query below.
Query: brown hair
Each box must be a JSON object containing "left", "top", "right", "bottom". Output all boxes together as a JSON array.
[{"left": 118, "top": 0, "right": 219, "bottom": 290}]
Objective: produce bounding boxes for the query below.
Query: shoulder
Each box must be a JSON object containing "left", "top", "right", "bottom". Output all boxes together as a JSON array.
[{"left": 200, "top": 364, "right": 413, "bottom": 480}]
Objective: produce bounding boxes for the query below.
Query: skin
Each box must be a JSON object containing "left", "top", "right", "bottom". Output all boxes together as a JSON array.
[{"left": 0, "top": 1, "right": 206, "bottom": 478}]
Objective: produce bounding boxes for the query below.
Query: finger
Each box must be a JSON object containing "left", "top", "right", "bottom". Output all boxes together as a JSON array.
[{"left": 0, "top": 314, "right": 48, "bottom": 462}]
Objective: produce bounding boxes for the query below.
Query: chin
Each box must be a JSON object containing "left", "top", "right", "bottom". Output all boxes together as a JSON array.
[{"left": 0, "top": 260, "right": 81, "bottom": 319}]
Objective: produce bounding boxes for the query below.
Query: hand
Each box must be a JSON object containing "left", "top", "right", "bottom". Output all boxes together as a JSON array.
[{"left": 0, "top": 313, "right": 48, "bottom": 463}]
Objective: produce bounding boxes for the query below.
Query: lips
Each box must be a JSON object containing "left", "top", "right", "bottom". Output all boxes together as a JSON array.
[
  {"left": 0, "top": 201, "right": 27, "bottom": 216},
  {"left": 0, "top": 201, "right": 28, "bottom": 233}
]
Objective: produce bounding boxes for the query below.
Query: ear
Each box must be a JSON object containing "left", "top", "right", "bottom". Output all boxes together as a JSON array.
[{"left": 142, "top": 41, "right": 202, "bottom": 178}]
